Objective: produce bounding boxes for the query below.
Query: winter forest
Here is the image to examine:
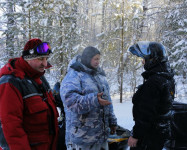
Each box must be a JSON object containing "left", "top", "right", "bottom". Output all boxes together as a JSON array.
[{"left": 0, "top": 0, "right": 186, "bottom": 103}]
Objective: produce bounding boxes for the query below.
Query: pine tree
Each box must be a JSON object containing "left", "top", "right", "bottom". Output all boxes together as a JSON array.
[{"left": 162, "top": 0, "right": 187, "bottom": 79}]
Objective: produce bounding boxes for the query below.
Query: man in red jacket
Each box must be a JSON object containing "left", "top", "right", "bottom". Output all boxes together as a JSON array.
[{"left": 0, "top": 38, "right": 59, "bottom": 150}]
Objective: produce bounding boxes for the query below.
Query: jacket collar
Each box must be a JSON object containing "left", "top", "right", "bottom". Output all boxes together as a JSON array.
[
  {"left": 142, "top": 61, "right": 174, "bottom": 80},
  {"left": 70, "top": 61, "right": 106, "bottom": 76}
]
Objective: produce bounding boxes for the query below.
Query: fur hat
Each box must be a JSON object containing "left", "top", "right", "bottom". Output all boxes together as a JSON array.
[{"left": 22, "top": 38, "right": 51, "bottom": 60}]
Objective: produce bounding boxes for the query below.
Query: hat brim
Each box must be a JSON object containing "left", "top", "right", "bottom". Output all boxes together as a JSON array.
[{"left": 23, "top": 55, "right": 50, "bottom": 60}]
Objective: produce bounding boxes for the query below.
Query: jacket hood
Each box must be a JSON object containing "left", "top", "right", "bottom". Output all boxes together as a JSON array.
[
  {"left": 0, "top": 57, "right": 46, "bottom": 79},
  {"left": 69, "top": 55, "right": 106, "bottom": 76},
  {"left": 67, "top": 55, "right": 82, "bottom": 72},
  {"left": 0, "top": 58, "right": 25, "bottom": 79}
]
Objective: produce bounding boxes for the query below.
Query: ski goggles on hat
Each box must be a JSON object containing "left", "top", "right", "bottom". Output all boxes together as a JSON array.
[
  {"left": 22, "top": 42, "right": 52, "bottom": 56},
  {"left": 35, "top": 42, "right": 52, "bottom": 54},
  {"left": 128, "top": 41, "right": 151, "bottom": 58}
]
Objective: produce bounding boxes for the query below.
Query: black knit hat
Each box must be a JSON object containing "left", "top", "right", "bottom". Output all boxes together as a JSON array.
[{"left": 81, "top": 46, "right": 100, "bottom": 69}]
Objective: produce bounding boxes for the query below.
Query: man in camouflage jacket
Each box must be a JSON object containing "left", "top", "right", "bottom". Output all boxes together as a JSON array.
[{"left": 60, "top": 46, "right": 117, "bottom": 150}]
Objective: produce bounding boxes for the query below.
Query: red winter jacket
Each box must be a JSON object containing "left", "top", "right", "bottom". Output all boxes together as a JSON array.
[{"left": 0, "top": 57, "right": 59, "bottom": 150}]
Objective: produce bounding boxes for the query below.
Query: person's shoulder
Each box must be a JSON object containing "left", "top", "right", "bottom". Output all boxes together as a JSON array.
[
  {"left": 0, "top": 74, "right": 21, "bottom": 85},
  {"left": 147, "top": 74, "right": 169, "bottom": 90},
  {"left": 0, "top": 75, "right": 24, "bottom": 94},
  {"left": 62, "top": 68, "right": 83, "bottom": 83},
  {"left": 97, "top": 67, "right": 106, "bottom": 76},
  {"left": 66, "top": 67, "right": 82, "bottom": 76},
  {"left": 70, "top": 62, "right": 85, "bottom": 73}
]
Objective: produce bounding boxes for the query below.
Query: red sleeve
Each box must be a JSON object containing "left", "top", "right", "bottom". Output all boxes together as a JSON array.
[{"left": 0, "top": 83, "right": 31, "bottom": 150}]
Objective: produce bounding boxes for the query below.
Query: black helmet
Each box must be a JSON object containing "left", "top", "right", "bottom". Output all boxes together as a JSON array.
[{"left": 128, "top": 41, "right": 167, "bottom": 61}]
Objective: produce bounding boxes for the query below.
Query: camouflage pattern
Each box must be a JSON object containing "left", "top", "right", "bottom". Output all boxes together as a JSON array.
[
  {"left": 60, "top": 56, "right": 117, "bottom": 146},
  {"left": 66, "top": 141, "right": 108, "bottom": 150}
]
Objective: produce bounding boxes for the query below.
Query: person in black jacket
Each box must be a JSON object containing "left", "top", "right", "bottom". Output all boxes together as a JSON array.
[
  {"left": 127, "top": 41, "right": 175, "bottom": 150},
  {"left": 52, "top": 82, "right": 66, "bottom": 150}
]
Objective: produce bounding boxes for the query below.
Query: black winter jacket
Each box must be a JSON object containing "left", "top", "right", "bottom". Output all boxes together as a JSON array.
[{"left": 132, "top": 61, "right": 175, "bottom": 139}]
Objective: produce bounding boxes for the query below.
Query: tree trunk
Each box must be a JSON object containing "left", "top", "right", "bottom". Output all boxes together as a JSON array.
[
  {"left": 6, "top": 0, "right": 15, "bottom": 58},
  {"left": 119, "top": 0, "right": 125, "bottom": 103},
  {"left": 101, "top": 0, "right": 106, "bottom": 49}
]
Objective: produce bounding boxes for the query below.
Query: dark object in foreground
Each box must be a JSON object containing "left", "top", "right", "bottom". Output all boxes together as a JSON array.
[
  {"left": 53, "top": 82, "right": 66, "bottom": 150},
  {"left": 108, "top": 125, "right": 130, "bottom": 150},
  {"left": 164, "top": 101, "right": 187, "bottom": 150}
]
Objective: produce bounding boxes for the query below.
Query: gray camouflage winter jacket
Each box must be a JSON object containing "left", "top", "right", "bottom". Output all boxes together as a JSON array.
[{"left": 60, "top": 56, "right": 117, "bottom": 146}]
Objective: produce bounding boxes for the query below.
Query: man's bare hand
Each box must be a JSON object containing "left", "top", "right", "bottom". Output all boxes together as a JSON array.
[
  {"left": 128, "top": 136, "right": 138, "bottom": 147},
  {"left": 97, "top": 92, "right": 111, "bottom": 106}
]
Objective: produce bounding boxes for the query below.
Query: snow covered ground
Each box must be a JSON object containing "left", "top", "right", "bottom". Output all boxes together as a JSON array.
[
  {"left": 111, "top": 95, "right": 133, "bottom": 150},
  {"left": 112, "top": 95, "right": 134, "bottom": 131}
]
